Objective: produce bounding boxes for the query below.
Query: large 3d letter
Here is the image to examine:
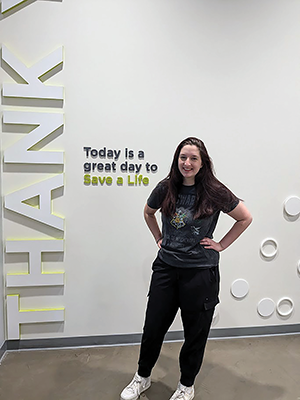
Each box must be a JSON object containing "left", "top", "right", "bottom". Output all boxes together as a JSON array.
[
  {"left": 1, "top": 1, "right": 54, "bottom": 13},
  {"left": 1, "top": 0, "right": 24, "bottom": 12},
  {"left": 5, "top": 174, "right": 65, "bottom": 230},
  {"left": 7, "top": 295, "right": 64, "bottom": 340},
  {"left": 6, "top": 240, "right": 64, "bottom": 287},
  {"left": 2, "top": 45, "right": 63, "bottom": 100},
  {"left": 3, "top": 111, "right": 64, "bottom": 164}
]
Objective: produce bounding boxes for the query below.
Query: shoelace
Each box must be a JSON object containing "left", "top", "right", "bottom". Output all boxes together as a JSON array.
[
  {"left": 177, "top": 390, "right": 186, "bottom": 399},
  {"left": 127, "top": 376, "right": 142, "bottom": 394},
  {"left": 175, "top": 387, "right": 191, "bottom": 399}
]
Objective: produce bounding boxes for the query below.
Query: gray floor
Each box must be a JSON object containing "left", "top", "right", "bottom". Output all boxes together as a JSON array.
[{"left": 0, "top": 335, "right": 299, "bottom": 400}]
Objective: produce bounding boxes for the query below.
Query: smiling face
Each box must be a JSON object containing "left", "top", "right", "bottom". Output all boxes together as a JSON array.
[{"left": 178, "top": 144, "right": 202, "bottom": 185}]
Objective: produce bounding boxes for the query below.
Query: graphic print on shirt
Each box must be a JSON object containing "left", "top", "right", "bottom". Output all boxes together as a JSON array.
[
  {"left": 170, "top": 208, "right": 187, "bottom": 229},
  {"left": 191, "top": 225, "right": 201, "bottom": 235}
]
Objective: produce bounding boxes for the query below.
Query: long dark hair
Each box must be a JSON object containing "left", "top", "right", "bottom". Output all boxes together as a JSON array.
[{"left": 160, "top": 137, "right": 237, "bottom": 218}]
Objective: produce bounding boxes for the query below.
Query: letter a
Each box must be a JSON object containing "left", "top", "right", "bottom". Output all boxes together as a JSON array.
[{"left": 5, "top": 174, "right": 65, "bottom": 231}]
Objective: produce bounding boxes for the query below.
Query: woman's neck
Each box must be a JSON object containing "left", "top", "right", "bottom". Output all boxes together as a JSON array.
[{"left": 182, "top": 178, "right": 195, "bottom": 186}]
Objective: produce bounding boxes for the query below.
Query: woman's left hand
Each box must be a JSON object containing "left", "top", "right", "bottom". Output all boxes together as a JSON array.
[{"left": 200, "top": 237, "right": 224, "bottom": 252}]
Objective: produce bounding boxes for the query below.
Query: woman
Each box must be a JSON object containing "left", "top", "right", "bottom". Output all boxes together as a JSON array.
[{"left": 120, "top": 137, "right": 252, "bottom": 400}]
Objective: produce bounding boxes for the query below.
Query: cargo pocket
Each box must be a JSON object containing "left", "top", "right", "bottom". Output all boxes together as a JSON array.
[
  {"left": 204, "top": 297, "right": 219, "bottom": 311},
  {"left": 204, "top": 266, "right": 220, "bottom": 310}
]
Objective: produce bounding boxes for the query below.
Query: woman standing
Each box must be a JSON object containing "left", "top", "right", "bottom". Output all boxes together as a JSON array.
[{"left": 120, "top": 137, "right": 252, "bottom": 400}]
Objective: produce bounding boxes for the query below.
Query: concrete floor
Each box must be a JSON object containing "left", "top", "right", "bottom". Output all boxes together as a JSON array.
[{"left": 0, "top": 335, "right": 299, "bottom": 400}]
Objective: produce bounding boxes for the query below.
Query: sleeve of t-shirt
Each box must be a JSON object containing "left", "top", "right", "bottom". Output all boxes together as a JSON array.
[
  {"left": 147, "top": 181, "right": 168, "bottom": 210},
  {"left": 223, "top": 198, "right": 240, "bottom": 213},
  {"left": 219, "top": 186, "right": 240, "bottom": 213},
  {"left": 222, "top": 196, "right": 240, "bottom": 214}
]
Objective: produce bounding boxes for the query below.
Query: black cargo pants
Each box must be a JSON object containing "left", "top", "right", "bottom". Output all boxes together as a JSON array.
[{"left": 138, "top": 256, "right": 220, "bottom": 387}]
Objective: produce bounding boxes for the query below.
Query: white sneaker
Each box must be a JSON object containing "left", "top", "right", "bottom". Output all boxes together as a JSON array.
[
  {"left": 120, "top": 372, "right": 151, "bottom": 400},
  {"left": 169, "top": 382, "right": 195, "bottom": 400}
]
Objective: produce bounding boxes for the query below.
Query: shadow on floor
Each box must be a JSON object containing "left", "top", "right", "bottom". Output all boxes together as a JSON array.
[{"left": 0, "top": 342, "right": 287, "bottom": 400}]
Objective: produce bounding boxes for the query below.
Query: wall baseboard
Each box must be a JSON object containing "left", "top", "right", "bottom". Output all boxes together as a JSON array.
[
  {"left": 209, "top": 323, "right": 300, "bottom": 338},
  {"left": 2, "top": 324, "right": 300, "bottom": 356}
]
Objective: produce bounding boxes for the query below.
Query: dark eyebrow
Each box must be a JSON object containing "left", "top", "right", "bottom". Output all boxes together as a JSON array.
[{"left": 180, "top": 153, "right": 199, "bottom": 157}]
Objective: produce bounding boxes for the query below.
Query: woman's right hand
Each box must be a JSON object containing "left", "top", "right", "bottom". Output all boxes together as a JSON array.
[{"left": 144, "top": 204, "right": 163, "bottom": 248}]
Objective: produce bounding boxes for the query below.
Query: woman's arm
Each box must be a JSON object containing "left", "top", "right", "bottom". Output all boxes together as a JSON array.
[
  {"left": 200, "top": 201, "right": 252, "bottom": 252},
  {"left": 144, "top": 204, "right": 163, "bottom": 248}
]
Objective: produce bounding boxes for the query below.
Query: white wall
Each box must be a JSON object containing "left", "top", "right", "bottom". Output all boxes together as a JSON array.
[{"left": 0, "top": 0, "right": 300, "bottom": 340}]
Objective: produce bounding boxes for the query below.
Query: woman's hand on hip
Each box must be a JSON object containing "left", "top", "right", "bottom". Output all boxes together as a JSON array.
[
  {"left": 200, "top": 237, "right": 224, "bottom": 252},
  {"left": 157, "top": 238, "right": 162, "bottom": 248}
]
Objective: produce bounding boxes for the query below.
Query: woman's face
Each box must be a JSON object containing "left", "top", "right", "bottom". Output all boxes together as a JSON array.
[{"left": 178, "top": 144, "right": 202, "bottom": 185}]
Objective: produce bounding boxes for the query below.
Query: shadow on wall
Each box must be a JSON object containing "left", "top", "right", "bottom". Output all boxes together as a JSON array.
[{"left": 0, "top": 0, "right": 63, "bottom": 20}]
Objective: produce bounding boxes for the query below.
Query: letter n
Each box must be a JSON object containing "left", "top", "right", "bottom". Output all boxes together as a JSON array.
[{"left": 3, "top": 111, "right": 64, "bottom": 164}]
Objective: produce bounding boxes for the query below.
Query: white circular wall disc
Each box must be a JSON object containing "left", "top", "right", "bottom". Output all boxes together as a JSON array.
[
  {"left": 231, "top": 279, "right": 249, "bottom": 299},
  {"left": 257, "top": 298, "right": 275, "bottom": 317},
  {"left": 284, "top": 196, "right": 300, "bottom": 216}
]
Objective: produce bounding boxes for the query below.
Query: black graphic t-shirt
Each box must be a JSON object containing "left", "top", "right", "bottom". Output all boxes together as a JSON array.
[{"left": 147, "top": 182, "right": 239, "bottom": 268}]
